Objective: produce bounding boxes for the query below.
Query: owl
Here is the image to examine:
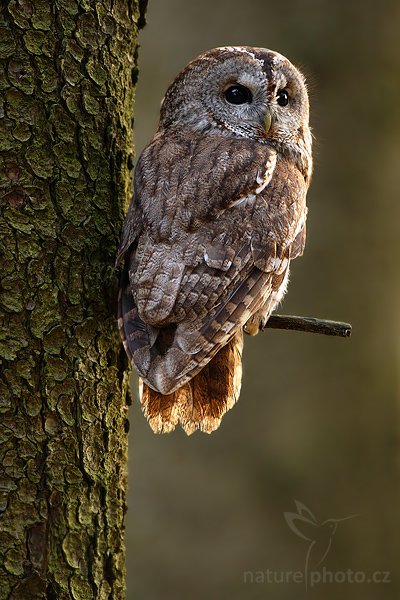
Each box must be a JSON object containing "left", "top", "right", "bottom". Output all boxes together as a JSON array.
[{"left": 117, "top": 46, "right": 313, "bottom": 435}]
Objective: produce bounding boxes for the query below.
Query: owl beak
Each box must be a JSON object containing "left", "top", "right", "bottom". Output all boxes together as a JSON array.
[{"left": 264, "top": 109, "right": 272, "bottom": 134}]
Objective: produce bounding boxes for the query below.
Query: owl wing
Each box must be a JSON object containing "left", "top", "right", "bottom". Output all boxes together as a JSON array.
[{"left": 118, "top": 131, "right": 307, "bottom": 394}]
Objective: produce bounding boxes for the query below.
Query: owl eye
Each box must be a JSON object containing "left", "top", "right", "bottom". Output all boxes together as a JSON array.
[
  {"left": 224, "top": 84, "right": 252, "bottom": 105},
  {"left": 276, "top": 89, "right": 289, "bottom": 107}
]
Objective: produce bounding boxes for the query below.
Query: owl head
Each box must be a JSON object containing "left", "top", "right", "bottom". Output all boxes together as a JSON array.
[{"left": 159, "top": 46, "right": 312, "bottom": 181}]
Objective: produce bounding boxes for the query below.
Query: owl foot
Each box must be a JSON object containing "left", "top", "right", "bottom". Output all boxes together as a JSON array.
[{"left": 244, "top": 314, "right": 268, "bottom": 336}]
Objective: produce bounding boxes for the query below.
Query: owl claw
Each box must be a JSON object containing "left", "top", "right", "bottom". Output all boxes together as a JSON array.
[
  {"left": 244, "top": 314, "right": 270, "bottom": 336},
  {"left": 244, "top": 319, "right": 261, "bottom": 336}
]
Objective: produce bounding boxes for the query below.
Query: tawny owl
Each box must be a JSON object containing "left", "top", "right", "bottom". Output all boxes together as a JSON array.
[{"left": 117, "top": 46, "right": 313, "bottom": 435}]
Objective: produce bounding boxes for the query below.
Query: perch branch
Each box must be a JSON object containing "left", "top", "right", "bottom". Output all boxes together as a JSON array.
[{"left": 265, "top": 314, "right": 352, "bottom": 338}]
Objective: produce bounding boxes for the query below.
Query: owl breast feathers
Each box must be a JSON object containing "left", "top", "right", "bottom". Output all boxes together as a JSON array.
[{"left": 117, "top": 46, "right": 313, "bottom": 435}]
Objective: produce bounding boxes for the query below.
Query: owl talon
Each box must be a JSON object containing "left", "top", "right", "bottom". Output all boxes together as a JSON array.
[{"left": 244, "top": 320, "right": 260, "bottom": 336}]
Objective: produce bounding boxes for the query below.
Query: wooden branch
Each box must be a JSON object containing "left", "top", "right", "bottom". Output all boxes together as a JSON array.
[{"left": 265, "top": 314, "right": 352, "bottom": 338}]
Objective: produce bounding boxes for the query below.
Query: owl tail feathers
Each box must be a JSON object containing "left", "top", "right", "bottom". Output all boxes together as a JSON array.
[{"left": 139, "top": 331, "right": 244, "bottom": 435}]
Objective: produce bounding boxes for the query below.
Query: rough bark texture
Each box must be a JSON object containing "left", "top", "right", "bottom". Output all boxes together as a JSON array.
[{"left": 0, "top": 1, "right": 145, "bottom": 598}]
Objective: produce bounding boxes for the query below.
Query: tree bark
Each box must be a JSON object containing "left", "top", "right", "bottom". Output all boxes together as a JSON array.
[{"left": 0, "top": 1, "right": 145, "bottom": 598}]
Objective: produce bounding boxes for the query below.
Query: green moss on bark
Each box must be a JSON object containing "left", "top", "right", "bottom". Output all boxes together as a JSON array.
[{"left": 0, "top": 1, "right": 145, "bottom": 598}]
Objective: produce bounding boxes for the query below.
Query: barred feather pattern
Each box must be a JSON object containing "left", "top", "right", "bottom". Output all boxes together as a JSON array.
[{"left": 139, "top": 331, "right": 243, "bottom": 435}]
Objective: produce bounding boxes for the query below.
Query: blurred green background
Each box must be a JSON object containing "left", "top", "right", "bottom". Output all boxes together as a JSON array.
[{"left": 126, "top": 1, "right": 400, "bottom": 598}]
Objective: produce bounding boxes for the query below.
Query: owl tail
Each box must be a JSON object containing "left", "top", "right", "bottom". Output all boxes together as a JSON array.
[{"left": 139, "top": 331, "right": 244, "bottom": 435}]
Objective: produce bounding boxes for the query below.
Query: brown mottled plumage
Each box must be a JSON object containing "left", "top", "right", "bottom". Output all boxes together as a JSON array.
[{"left": 117, "top": 46, "right": 313, "bottom": 434}]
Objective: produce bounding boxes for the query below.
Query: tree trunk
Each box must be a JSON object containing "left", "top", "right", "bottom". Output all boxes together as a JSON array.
[{"left": 0, "top": 1, "right": 146, "bottom": 598}]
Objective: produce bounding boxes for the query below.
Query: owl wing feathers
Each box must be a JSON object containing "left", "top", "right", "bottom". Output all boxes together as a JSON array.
[
  {"left": 116, "top": 194, "right": 143, "bottom": 266},
  {"left": 118, "top": 131, "right": 307, "bottom": 395}
]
